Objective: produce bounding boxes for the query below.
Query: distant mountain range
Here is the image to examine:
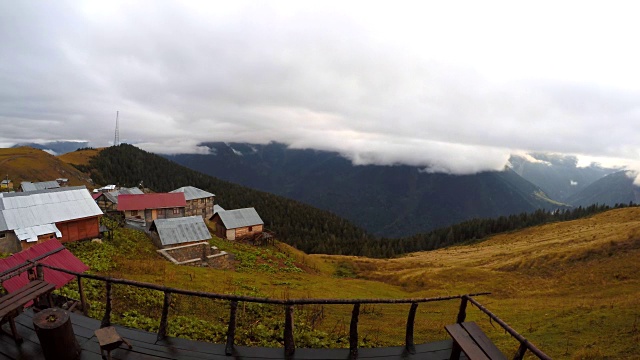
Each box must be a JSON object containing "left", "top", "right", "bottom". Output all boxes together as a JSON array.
[
  {"left": 507, "top": 153, "right": 617, "bottom": 201},
  {"left": 13, "top": 141, "right": 89, "bottom": 155},
  {"left": 166, "top": 142, "right": 570, "bottom": 237}
]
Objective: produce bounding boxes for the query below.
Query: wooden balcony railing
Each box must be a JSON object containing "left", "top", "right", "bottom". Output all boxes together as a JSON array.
[{"left": 0, "top": 261, "right": 551, "bottom": 360}]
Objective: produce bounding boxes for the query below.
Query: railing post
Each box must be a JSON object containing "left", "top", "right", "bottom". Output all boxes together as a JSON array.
[
  {"left": 157, "top": 291, "right": 172, "bottom": 341},
  {"left": 349, "top": 303, "right": 360, "bottom": 359},
  {"left": 77, "top": 276, "right": 88, "bottom": 316},
  {"left": 101, "top": 281, "right": 112, "bottom": 328},
  {"left": 225, "top": 301, "right": 238, "bottom": 356},
  {"left": 512, "top": 342, "right": 528, "bottom": 360},
  {"left": 405, "top": 302, "right": 418, "bottom": 354},
  {"left": 456, "top": 295, "right": 468, "bottom": 323},
  {"left": 36, "top": 264, "right": 44, "bottom": 281},
  {"left": 284, "top": 304, "right": 295, "bottom": 358}
]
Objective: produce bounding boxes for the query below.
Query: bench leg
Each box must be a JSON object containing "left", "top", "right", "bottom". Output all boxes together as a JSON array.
[
  {"left": 449, "top": 342, "right": 462, "bottom": 360},
  {"left": 8, "top": 317, "right": 23, "bottom": 344}
]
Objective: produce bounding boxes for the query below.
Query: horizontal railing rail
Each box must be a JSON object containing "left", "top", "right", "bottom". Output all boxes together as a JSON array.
[{"left": 456, "top": 295, "right": 552, "bottom": 360}]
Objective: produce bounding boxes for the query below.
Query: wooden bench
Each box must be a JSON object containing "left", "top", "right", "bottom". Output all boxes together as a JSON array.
[
  {"left": 445, "top": 321, "right": 507, "bottom": 360},
  {"left": 0, "top": 280, "right": 55, "bottom": 344}
]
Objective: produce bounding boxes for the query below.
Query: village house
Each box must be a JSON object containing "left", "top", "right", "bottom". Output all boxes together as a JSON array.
[
  {"left": 149, "top": 216, "right": 212, "bottom": 249},
  {"left": 210, "top": 207, "right": 263, "bottom": 240},
  {"left": 92, "top": 187, "right": 144, "bottom": 213},
  {"left": 0, "top": 186, "right": 103, "bottom": 253},
  {"left": 20, "top": 180, "right": 60, "bottom": 192},
  {"left": 0, "top": 179, "right": 12, "bottom": 190},
  {"left": 170, "top": 186, "right": 215, "bottom": 220},
  {"left": 55, "top": 178, "right": 69, "bottom": 186},
  {"left": 117, "top": 193, "right": 186, "bottom": 228}
]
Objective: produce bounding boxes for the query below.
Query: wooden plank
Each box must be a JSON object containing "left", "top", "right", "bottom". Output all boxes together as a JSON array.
[
  {"left": 0, "top": 281, "right": 54, "bottom": 315},
  {"left": 461, "top": 322, "right": 506, "bottom": 360},
  {"left": 445, "top": 324, "right": 490, "bottom": 360}
]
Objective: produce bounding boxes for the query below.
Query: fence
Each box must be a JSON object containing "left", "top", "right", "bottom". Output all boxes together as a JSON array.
[{"left": 0, "top": 261, "right": 551, "bottom": 359}]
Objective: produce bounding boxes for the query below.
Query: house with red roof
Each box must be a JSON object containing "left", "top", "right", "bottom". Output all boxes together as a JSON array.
[{"left": 117, "top": 193, "right": 187, "bottom": 227}]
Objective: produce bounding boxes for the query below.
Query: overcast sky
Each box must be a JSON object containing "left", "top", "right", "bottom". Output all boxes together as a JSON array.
[{"left": 1, "top": 1, "right": 639, "bottom": 175}]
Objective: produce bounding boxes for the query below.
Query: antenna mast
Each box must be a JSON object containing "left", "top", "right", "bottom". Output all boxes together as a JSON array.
[{"left": 114, "top": 111, "right": 120, "bottom": 146}]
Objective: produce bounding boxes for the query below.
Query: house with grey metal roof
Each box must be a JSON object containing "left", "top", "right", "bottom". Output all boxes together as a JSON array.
[
  {"left": 20, "top": 180, "right": 60, "bottom": 192},
  {"left": 1, "top": 179, "right": 13, "bottom": 190},
  {"left": 170, "top": 186, "right": 215, "bottom": 220},
  {"left": 0, "top": 186, "right": 103, "bottom": 253},
  {"left": 149, "top": 216, "right": 212, "bottom": 249},
  {"left": 93, "top": 187, "right": 144, "bottom": 213},
  {"left": 210, "top": 207, "right": 263, "bottom": 240}
]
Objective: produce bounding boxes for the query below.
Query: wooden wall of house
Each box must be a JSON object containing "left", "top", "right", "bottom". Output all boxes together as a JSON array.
[
  {"left": 56, "top": 216, "right": 101, "bottom": 243},
  {"left": 0, "top": 231, "right": 20, "bottom": 253},
  {"left": 185, "top": 197, "right": 214, "bottom": 220},
  {"left": 96, "top": 198, "right": 116, "bottom": 212},
  {"left": 234, "top": 224, "right": 263, "bottom": 239}
]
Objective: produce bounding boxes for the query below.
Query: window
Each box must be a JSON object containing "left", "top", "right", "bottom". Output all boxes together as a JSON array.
[
  {"left": 0, "top": 233, "right": 5, "bottom": 239},
  {"left": 248, "top": 226, "right": 253, "bottom": 232},
  {"left": 131, "top": 210, "right": 138, "bottom": 217},
  {"left": 158, "top": 209, "right": 165, "bottom": 216},
  {"left": 200, "top": 199, "right": 205, "bottom": 204},
  {"left": 173, "top": 208, "right": 180, "bottom": 215}
]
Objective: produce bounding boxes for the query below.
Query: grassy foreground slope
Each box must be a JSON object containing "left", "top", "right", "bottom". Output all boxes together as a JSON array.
[
  {"left": 59, "top": 208, "right": 640, "bottom": 359},
  {"left": 330, "top": 207, "right": 640, "bottom": 359}
]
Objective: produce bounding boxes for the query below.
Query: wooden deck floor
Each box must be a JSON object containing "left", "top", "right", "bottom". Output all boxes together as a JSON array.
[{"left": 0, "top": 309, "right": 458, "bottom": 359}]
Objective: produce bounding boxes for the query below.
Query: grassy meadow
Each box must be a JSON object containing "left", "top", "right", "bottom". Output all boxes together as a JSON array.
[
  {"left": 51, "top": 207, "right": 640, "bottom": 359},
  {"left": 0, "top": 147, "right": 93, "bottom": 187}
]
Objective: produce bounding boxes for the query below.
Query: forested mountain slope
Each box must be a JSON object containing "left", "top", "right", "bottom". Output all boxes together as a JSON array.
[{"left": 167, "top": 142, "right": 566, "bottom": 237}]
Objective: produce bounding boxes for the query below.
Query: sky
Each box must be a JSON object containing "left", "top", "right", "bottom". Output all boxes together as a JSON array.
[{"left": 1, "top": 1, "right": 639, "bottom": 176}]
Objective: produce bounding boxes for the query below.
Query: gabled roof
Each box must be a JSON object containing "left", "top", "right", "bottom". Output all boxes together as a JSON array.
[
  {"left": 215, "top": 207, "right": 263, "bottom": 229},
  {"left": 213, "top": 205, "right": 225, "bottom": 215},
  {"left": 0, "top": 187, "right": 103, "bottom": 242},
  {"left": 93, "top": 187, "right": 143, "bottom": 203},
  {"left": 1, "top": 179, "right": 11, "bottom": 185},
  {"left": 117, "top": 193, "right": 186, "bottom": 211},
  {"left": 20, "top": 181, "right": 60, "bottom": 192},
  {"left": 0, "top": 239, "right": 89, "bottom": 293},
  {"left": 170, "top": 186, "right": 214, "bottom": 201},
  {"left": 150, "top": 216, "right": 211, "bottom": 246}
]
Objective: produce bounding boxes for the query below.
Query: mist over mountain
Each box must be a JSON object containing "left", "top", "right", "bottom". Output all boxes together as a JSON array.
[
  {"left": 566, "top": 171, "right": 640, "bottom": 207},
  {"left": 13, "top": 141, "right": 89, "bottom": 155},
  {"left": 508, "top": 153, "right": 617, "bottom": 201},
  {"left": 166, "top": 142, "right": 565, "bottom": 237}
]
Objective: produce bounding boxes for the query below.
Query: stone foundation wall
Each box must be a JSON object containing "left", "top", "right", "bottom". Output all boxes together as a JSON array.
[{"left": 157, "top": 241, "right": 231, "bottom": 268}]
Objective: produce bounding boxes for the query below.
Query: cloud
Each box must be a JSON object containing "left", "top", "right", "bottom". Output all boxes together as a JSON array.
[{"left": 1, "top": 1, "right": 640, "bottom": 174}]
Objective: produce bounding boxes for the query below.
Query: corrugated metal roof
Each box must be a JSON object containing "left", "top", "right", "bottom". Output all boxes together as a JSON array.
[
  {"left": 217, "top": 207, "right": 263, "bottom": 229},
  {"left": 20, "top": 181, "right": 60, "bottom": 192},
  {"left": 1, "top": 180, "right": 11, "bottom": 185},
  {"left": 213, "top": 205, "right": 225, "bottom": 215},
  {"left": 117, "top": 193, "right": 186, "bottom": 211},
  {"left": 0, "top": 186, "right": 103, "bottom": 232},
  {"left": 170, "top": 186, "right": 214, "bottom": 201},
  {"left": 0, "top": 239, "right": 89, "bottom": 293},
  {"left": 151, "top": 216, "right": 212, "bottom": 246},
  {"left": 14, "top": 224, "right": 61, "bottom": 242},
  {"left": 117, "top": 187, "right": 144, "bottom": 195}
]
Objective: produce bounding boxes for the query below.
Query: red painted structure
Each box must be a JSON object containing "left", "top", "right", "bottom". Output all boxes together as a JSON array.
[
  {"left": 0, "top": 240, "right": 89, "bottom": 293},
  {"left": 117, "top": 193, "right": 186, "bottom": 211}
]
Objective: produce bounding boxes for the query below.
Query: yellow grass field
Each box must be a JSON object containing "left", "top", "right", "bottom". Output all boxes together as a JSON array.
[
  {"left": 58, "top": 147, "right": 103, "bottom": 166},
  {"left": 85, "top": 208, "right": 640, "bottom": 359},
  {"left": 0, "top": 147, "right": 94, "bottom": 188}
]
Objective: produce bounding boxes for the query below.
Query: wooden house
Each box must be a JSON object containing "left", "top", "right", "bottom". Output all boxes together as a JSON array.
[
  {"left": 20, "top": 181, "right": 60, "bottom": 192},
  {"left": 210, "top": 207, "right": 263, "bottom": 240},
  {"left": 0, "top": 186, "right": 103, "bottom": 253},
  {"left": 170, "top": 186, "right": 215, "bottom": 220},
  {"left": 0, "top": 179, "right": 12, "bottom": 190},
  {"left": 93, "top": 187, "right": 144, "bottom": 213},
  {"left": 149, "top": 216, "right": 212, "bottom": 249},
  {"left": 117, "top": 193, "right": 186, "bottom": 228}
]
